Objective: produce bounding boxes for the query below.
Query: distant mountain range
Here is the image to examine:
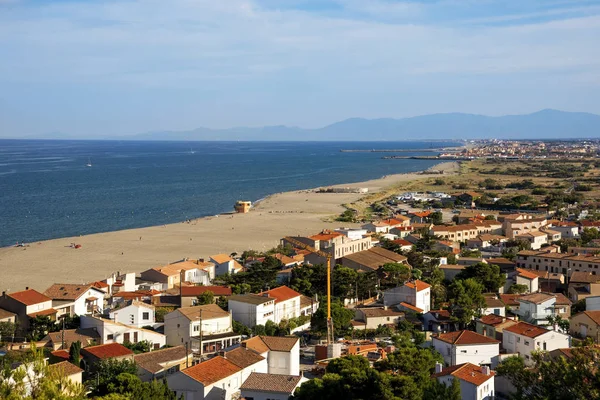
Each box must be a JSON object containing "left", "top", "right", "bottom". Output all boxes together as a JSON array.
[{"left": 31, "top": 109, "right": 600, "bottom": 141}]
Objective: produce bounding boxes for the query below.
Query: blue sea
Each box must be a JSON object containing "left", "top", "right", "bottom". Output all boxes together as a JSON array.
[{"left": 0, "top": 140, "right": 461, "bottom": 247}]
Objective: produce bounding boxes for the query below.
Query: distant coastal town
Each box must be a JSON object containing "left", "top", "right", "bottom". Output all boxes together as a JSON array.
[{"left": 2, "top": 143, "right": 600, "bottom": 399}]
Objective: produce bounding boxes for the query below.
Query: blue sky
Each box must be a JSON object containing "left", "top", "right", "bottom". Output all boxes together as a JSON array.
[{"left": 1, "top": 0, "right": 600, "bottom": 137}]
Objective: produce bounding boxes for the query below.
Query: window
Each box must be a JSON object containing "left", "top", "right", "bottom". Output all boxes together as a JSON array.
[
  {"left": 460, "top": 350, "right": 467, "bottom": 353},
  {"left": 517, "top": 337, "right": 521, "bottom": 343},
  {"left": 107, "top": 334, "right": 114, "bottom": 340},
  {"left": 524, "top": 340, "right": 530, "bottom": 346},
  {"left": 143, "top": 312, "right": 150, "bottom": 320}
]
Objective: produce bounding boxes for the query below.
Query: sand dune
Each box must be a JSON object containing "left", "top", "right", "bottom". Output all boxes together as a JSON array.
[{"left": 0, "top": 162, "right": 458, "bottom": 292}]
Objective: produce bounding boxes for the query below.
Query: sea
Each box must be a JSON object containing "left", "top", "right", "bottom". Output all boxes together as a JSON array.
[{"left": 0, "top": 140, "right": 461, "bottom": 247}]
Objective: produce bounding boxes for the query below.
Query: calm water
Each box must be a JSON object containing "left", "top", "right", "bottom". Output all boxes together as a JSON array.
[{"left": 0, "top": 140, "right": 460, "bottom": 246}]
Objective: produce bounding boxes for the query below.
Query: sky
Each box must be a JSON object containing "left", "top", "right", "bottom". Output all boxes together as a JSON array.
[{"left": 1, "top": 0, "right": 600, "bottom": 137}]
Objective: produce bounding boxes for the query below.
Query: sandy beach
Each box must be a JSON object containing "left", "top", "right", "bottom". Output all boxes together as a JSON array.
[{"left": 0, "top": 162, "right": 458, "bottom": 292}]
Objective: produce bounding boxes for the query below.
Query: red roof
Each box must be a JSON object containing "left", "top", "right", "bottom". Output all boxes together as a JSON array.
[
  {"left": 404, "top": 280, "right": 431, "bottom": 292},
  {"left": 392, "top": 239, "right": 412, "bottom": 246},
  {"left": 180, "top": 286, "right": 232, "bottom": 297},
  {"left": 27, "top": 308, "right": 57, "bottom": 318},
  {"left": 51, "top": 350, "right": 70, "bottom": 361},
  {"left": 399, "top": 302, "right": 423, "bottom": 313},
  {"left": 435, "top": 330, "right": 500, "bottom": 345},
  {"left": 516, "top": 268, "right": 539, "bottom": 280},
  {"left": 504, "top": 321, "right": 551, "bottom": 338},
  {"left": 432, "top": 363, "right": 495, "bottom": 386},
  {"left": 412, "top": 211, "right": 432, "bottom": 218},
  {"left": 182, "top": 356, "right": 241, "bottom": 385},
  {"left": 90, "top": 281, "right": 109, "bottom": 289},
  {"left": 261, "top": 286, "right": 301, "bottom": 303},
  {"left": 8, "top": 289, "right": 51, "bottom": 306},
  {"left": 309, "top": 230, "right": 344, "bottom": 241},
  {"left": 81, "top": 343, "right": 133, "bottom": 359}
]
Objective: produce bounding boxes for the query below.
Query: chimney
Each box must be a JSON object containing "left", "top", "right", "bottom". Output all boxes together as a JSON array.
[
  {"left": 199, "top": 258, "right": 205, "bottom": 263},
  {"left": 435, "top": 362, "right": 443, "bottom": 374},
  {"left": 25, "top": 287, "right": 29, "bottom": 290},
  {"left": 482, "top": 366, "right": 490, "bottom": 376}
]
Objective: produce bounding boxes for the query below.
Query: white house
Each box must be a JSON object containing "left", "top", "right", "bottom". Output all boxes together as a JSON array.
[
  {"left": 164, "top": 304, "right": 241, "bottom": 355},
  {"left": 79, "top": 315, "right": 166, "bottom": 349},
  {"left": 228, "top": 294, "right": 276, "bottom": 328},
  {"left": 240, "top": 372, "right": 307, "bottom": 400},
  {"left": 134, "top": 345, "right": 193, "bottom": 382},
  {"left": 242, "top": 336, "right": 300, "bottom": 376},
  {"left": 0, "top": 288, "right": 56, "bottom": 331},
  {"left": 109, "top": 301, "right": 156, "bottom": 329},
  {"left": 260, "top": 286, "right": 302, "bottom": 323},
  {"left": 515, "top": 293, "right": 556, "bottom": 325},
  {"left": 353, "top": 308, "right": 405, "bottom": 330},
  {"left": 43, "top": 283, "right": 106, "bottom": 319},
  {"left": 432, "top": 330, "right": 500, "bottom": 367},
  {"left": 515, "top": 231, "right": 548, "bottom": 250},
  {"left": 503, "top": 321, "right": 571, "bottom": 366},
  {"left": 167, "top": 349, "right": 267, "bottom": 400},
  {"left": 382, "top": 280, "right": 431, "bottom": 313},
  {"left": 433, "top": 362, "right": 495, "bottom": 400},
  {"left": 335, "top": 228, "right": 368, "bottom": 241},
  {"left": 549, "top": 222, "right": 579, "bottom": 239},
  {"left": 99, "top": 272, "right": 137, "bottom": 296},
  {"left": 210, "top": 254, "right": 244, "bottom": 276},
  {"left": 515, "top": 268, "right": 539, "bottom": 294}
]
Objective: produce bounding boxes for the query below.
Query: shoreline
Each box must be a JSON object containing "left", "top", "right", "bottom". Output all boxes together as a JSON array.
[{"left": 0, "top": 161, "right": 458, "bottom": 291}]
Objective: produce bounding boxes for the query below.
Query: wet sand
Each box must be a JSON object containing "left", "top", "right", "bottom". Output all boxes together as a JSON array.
[{"left": 0, "top": 162, "right": 458, "bottom": 291}]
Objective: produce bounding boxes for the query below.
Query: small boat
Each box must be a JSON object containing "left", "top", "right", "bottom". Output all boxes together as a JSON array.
[{"left": 86, "top": 157, "right": 92, "bottom": 167}]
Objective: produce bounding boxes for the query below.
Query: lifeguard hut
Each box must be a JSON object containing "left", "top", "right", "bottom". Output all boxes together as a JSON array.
[{"left": 234, "top": 200, "right": 251, "bottom": 213}]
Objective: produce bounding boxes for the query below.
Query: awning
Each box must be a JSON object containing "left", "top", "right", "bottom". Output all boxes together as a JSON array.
[{"left": 27, "top": 308, "right": 57, "bottom": 318}]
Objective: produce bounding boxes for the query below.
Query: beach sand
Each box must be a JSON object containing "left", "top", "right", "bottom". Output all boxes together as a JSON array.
[{"left": 0, "top": 162, "right": 458, "bottom": 291}]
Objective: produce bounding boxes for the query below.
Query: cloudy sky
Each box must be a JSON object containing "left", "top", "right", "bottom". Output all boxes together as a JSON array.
[{"left": 1, "top": 0, "right": 600, "bottom": 137}]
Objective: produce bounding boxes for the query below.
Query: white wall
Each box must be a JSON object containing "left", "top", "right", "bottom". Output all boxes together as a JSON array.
[
  {"left": 109, "top": 303, "right": 155, "bottom": 328},
  {"left": 267, "top": 341, "right": 300, "bottom": 376},
  {"left": 164, "top": 310, "right": 233, "bottom": 347},
  {"left": 437, "top": 376, "right": 494, "bottom": 400},
  {"left": 432, "top": 340, "right": 499, "bottom": 367},
  {"left": 80, "top": 316, "right": 166, "bottom": 348},
  {"left": 228, "top": 300, "right": 275, "bottom": 328},
  {"left": 586, "top": 296, "right": 600, "bottom": 311},
  {"left": 274, "top": 297, "right": 300, "bottom": 323},
  {"left": 503, "top": 330, "right": 570, "bottom": 366}
]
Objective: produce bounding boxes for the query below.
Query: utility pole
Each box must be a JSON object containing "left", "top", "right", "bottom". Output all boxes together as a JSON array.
[
  {"left": 61, "top": 317, "right": 65, "bottom": 350},
  {"left": 199, "top": 309, "right": 203, "bottom": 358}
]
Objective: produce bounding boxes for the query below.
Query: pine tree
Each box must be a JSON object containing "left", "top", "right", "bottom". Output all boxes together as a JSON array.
[{"left": 69, "top": 340, "right": 81, "bottom": 367}]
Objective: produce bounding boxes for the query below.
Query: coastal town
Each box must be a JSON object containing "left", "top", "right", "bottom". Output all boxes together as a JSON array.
[{"left": 2, "top": 155, "right": 600, "bottom": 399}]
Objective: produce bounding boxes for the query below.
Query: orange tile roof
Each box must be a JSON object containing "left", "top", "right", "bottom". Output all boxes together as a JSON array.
[
  {"left": 243, "top": 336, "right": 270, "bottom": 354},
  {"left": 240, "top": 372, "right": 302, "bottom": 394},
  {"left": 259, "top": 336, "right": 299, "bottom": 352},
  {"left": 582, "top": 311, "right": 600, "bottom": 326},
  {"left": 411, "top": 211, "right": 432, "bottom": 218},
  {"left": 516, "top": 268, "right": 539, "bottom": 280},
  {"left": 8, "top": 289, "right": 51, "bottom": 306},
  {"left": 398, "top": 302, "right": 423, "bottom": 313},
  {"left": 48, "top": 360, "right": 83, "bottom": 377},
  {"left": 404, "top": 280, "right": 431, "bottom": 292},
  {"left": 499, "top": 294, "right": 521, "bottom": 307},
  {"left": 504, "top": 321, "right": 551, "bottom": 338},
  {"left": 44, "top": 283, "right": 97, "bottom": 301},
  {"left": 433, "top": 363, "right": 494, "bottom": 386},
  {"left": 260, "top": 286, "right": 301, "bottom": 303},
  {"left": 50, "top": 350, "right": 71, "bottom": 361},
  {"left": 90, "top": 281, "right": 109, "bottom": 289},
  {"left": 309, "top": 230, "right": 344, "bottom": 241},
  {"left": 81, "top": 343, "right": 133, "bottom": 360},
  {"left": 210, "top": 254, "right": 234, "bottom": 264},
  {"left": 435, "top": 330, "right": 500, "bottom": 345},
  {"left": 519, "top": 293, "right": 555, "bottom": 305},
  {"left": 27, "top": 308, "right": 57, "bottom": 317},
  {"left": 182, "top": 356, "right": 241, "bottom": 385},
  {"left": 392, "top": 239, "right": 412, "bottom": 246},
  {"left": 224, "top": 346, "right": 265, "bottom": 369}
]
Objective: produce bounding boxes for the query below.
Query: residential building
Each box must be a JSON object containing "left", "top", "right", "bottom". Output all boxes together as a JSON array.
[
  {"left": 340, "top": 247, "right": 409, "bottom": 272},
  {"left": 167, "top": 350, "right": 267, "bottom": 400},
  {"left": 481, "top": 294, "right": 506, "bottom": 317},
  {"left": 382, "top": 280, "right": 431, "bottom": 313},
  {"left": 0, "top": 308, "right": 16, "bottom": 324},
  {"left": 48, "top": 361, "right": 84, "bottom": 387},
  {"left": 98, "top": 271, "right": 137, "bottom": 296},
  {"left": 108, "top": 300, "right": 156, "bottom": 328},
  {"left": 486, "top": 257, "right": 517, "bottom": 274},
  {"left": 475, "top": 315, "right": 518, "bottom": 341},
  {"left": 569, "top": 311, "right": 600, "bottom": 342},
  {"left": 352, "top": 308, "right": 404, "bottom": 330},
  {"left": 177, "top": 286, "right": 233, "bottom": 307},
  {"left": 466, "top": 234, "right": 508, "bottom": 250},
  {"left": 439, "top": 264, "right": 465, "bottom": 281},
  {"left": 568, "top": 272, "right": 600, "bottom": 302},
  {"left": 259, "top": 286, "right": 302, "bottom": 323},
  {"left": 515, "top": 231, "right": 548, "bottom": 250},
  {"left": 282, "top": 230, "right": 372, "bottom": 264},
  {"left": 422, "top": 310, "right": 455, "bottom": 333},
  {"left": 430, "top": 224, "right": 480, "bottom": 242},
  {"left": 43, "top": 283, "right": 105, "bottom": 319},
  {"left": 502, "top": 216, "right": 548, "bottom": 239},
  {"left": 515, "top": 249, "right": 600, "bottom": 276},
  {"left": 210, "top": 254, "right": 244, "bottom": 276},
  {"left": 41, "top": 328, "right": 100, "bottom": 351},
  {"left": 432, "top": 362, "right": 495, "bottom": 400},
  {"left": 140, "top": 261, "right": 214, "bottom": 290},
  {"left": 362, "top": 217, "right": 410, "bottom": 233},
  {"left": 432, "top": 330, "right": 500, "bottom": 367},
  {"left": 335, "top": 227, "right": 369, "bottom": 241},
  {"left": 457, "top": 257, "right": 487, "bottom": 267},
  {"left": 228, "top": 294, "right": 276, "bottom": 328},
  {"left": 515, "top": 268, "right": 539, "bottom": 293},
  {"left": 80, "top": 343, "right": 134, "bottom": 373},
  {"left": 515, "top": 293, "right": 556, "bottom": 325},
  {"left": 503, "top": 321, "right": 571, "bottom": 365},
  {"left": 0, "top": 288, "right": 56, "bottom": 331},
  {"left": 79, "top": 315, "right": 166, "bottom": 349},
  {"left": 541, "top": 227, "right": 562, "bottom": 242},
  {"left": 172, "top": 259, "right": 217, "bottom": 282},
  {"left": 164, "top": 304, "right": 240, "bottom": 355},
  {"left": 391, "top": 239, "right": 414, "bottom": 252},
  {"left": 135, "top": 345, "right": 193, "bottom": 381},
  {"left": 242, "top": 336, "right": 300, "bottom": 376},
  {"left": 240, "top": 372, "right": 306, "bottom": 400},
  {"left": 299, "top": 295, "right": 318, "bottom": 317},
  {"left": 549, "top": 221, "right": 579, "bottom": 239}
]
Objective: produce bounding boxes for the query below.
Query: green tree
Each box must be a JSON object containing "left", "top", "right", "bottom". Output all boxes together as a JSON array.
[
  {"left": 431, "top": 211, "right": 443, "bottom": 225},
  {"left": 232, "top": 320, "right": 251, "bottom": 336},
  {"left": 0, "top": 321, "right": 17, "bottom": 337},
  {"left": 333, "top": 266, "right": 359, "bottom": 299},
  {"left": 311, "top": 301, "right": 354, "bottom": 336},
  {"left": 379, "top": 263, "right": 411, "bottom": 288},
  {"left": 508, "top": 284, "right": 529, "bottom": 294},
  {"left": 196, "top": 290, "right": 214, "bottom": 305},
  {"left": 68, "top": 340, "right": 81, "bottom": 367},
  {"left": 264, "top": 320, "right": 279, "bottom": 336},
  {"left": 216, "top": 296, "right": 228, "bottom": 310},
  {"left": 581, "top": 228, "right": 600, "bottom": 245},
  {"left": 90, "top": 358, "right": 138, "bottom": 396},
  {"left": 448, "top": 278, "right": 485, "bottom": 326},
  {"left": 456, "top": 262, "right": 506, "bottom": 292},
  {"left": 424, "top": 378, "right": 462, "bottom": 400},
  {"left": 123, "top": 340, "right": 152, "bottom": 354},
  {"left": 29, "top": 315, "right": 57, "bottom": 341},
  {"left": 252, "top": 324, "right": 266, "bottom": 336},
  {"left": 107, "top": 373, "right": 178, "bottom": 400}
]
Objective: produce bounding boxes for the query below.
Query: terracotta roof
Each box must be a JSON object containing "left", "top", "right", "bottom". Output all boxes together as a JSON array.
[
  {"left": 581, "top": 311, "right": 600, "bottom": 326},
  {"left": 7, "top": 289, "right": 51, "bottom": 306},
  {"left": 427, "top": 310, "right": 451, "bottom": 321},
  {"left": 570, "top": 272, "right": 600, "bottom": 284},
  {"left": 179, "top": 286, "right": 232, "bottom": 297},
  {"left": 554, "top": 293, "right": 572, "bottom": 306},
  {"left": 504, "top": 321, "right": 551, "bottom": 338},
  {"left": 309, "top": 230, "right": 344, "bottom": 241},
  {"left": 434, "top": 330, "right": 500, "bottom": 345},
  {"left": 342, "top": 247, "right": 407, "bottom": 271},
  {"left": 43, "top": 284, "right": 99, "bottom": 301},
  {"left": 210, "top": 254, "right": 235, "bottom": 264},
  {"left": 224, "top": 346, "right": 265, "bottom": 368},
  {"left": 392, "top": 239, "right": 413, "bottom": 246},
  {"left": 90, "top": 281, "right": 109, "bottom": 289},
  {"left": 478, "top": 315, "right": 517, "bottom": 328},
  {"left": 240, "top": 372, "right": 302, "bottom": 394},
  {"left": 81, "top": 343, "right": 133, "bottom": 360},
  {"left": 50, "top": 350, "right": 71, "bottom": 361},
  {"left": 0, "top": 308, "right": 16, "bottom": 320},
  {"left": 432, "top": 363, "right": 494, "bottom": 386},
  {"left": 229, "top": 294, "right": 274, "bottom": 305},
  {"left": 398, "top": 302, "right": 423, "bottom": 313},
  {"left": 45, "top": 328, "right": 100, "bottom": 350},
  {"left": 243, "top": 336, "right": 270, "bottom": 354},
  {"left": 486, "top": 257, "right": 514, "bottom": 265},
  {"left": 176, "top": 304, "right": 230, "bottom": 321},
  {"left": 411, "top": 211, "right": 432, "bottom": 218},
  {"left": 516, "top": 268, "right": 539, "bottom": 280},
  {"left": 134, "top": 346, "right": 191, "bottom": 374},
  {"left": 182, "top": 356, "right": 241, "bottom": 385},
  {"left": 360, "top": 307, "right": 406, "bottom": 318},
  {"left": 484, "top": 295, "right": 505, "bottom": 308},
  {"left": 404, "top": 280, "right": 430, "bottom": 292},
  {"left": 519, "top": 293, "right": 555, "bottom": 305},
  {"left": 48, "top": 361, "right": 84, "bottom": 377},
  {"left": 500, "top": 294, "right": 522, "bottom": 307},
  {"left": 27, "top": 308, "right": 57, "bottom": 317},
  {"left": 431, "top": 224, "right": 479, "bottom": 233},
  {"left": 260, "top": 286, "right": 301, "bottom": 303},
  {"left": 258, "top": 336, "right": 299, "bottom": 352}
]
